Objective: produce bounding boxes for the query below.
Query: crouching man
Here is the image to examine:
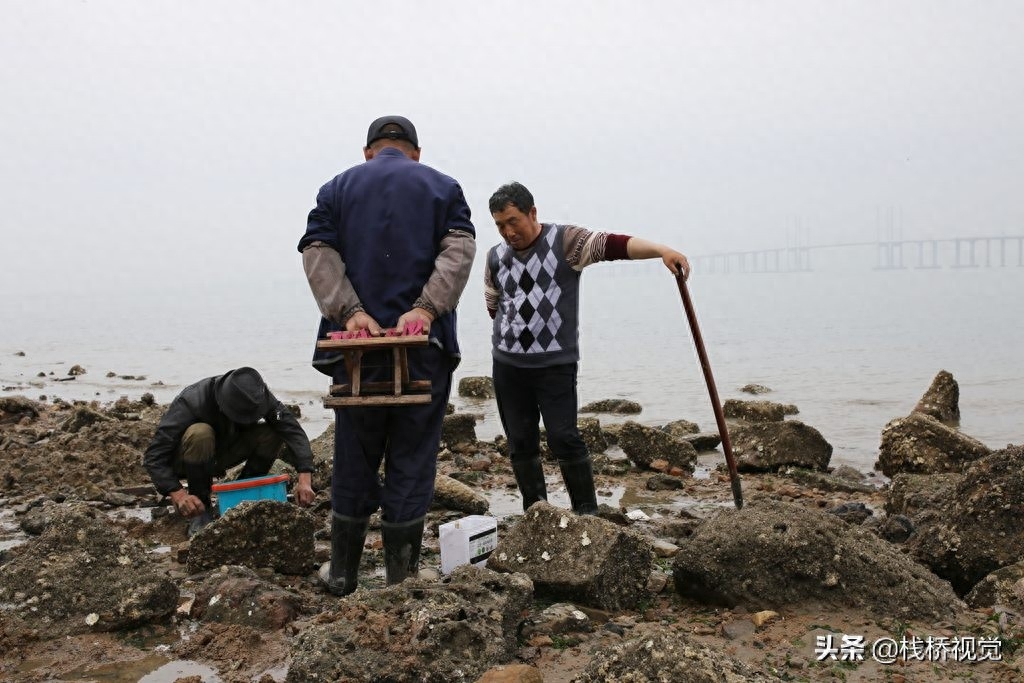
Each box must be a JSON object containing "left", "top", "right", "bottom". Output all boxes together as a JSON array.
[{"left": 142, "top": 366, "right": 316, "bottom": 536}]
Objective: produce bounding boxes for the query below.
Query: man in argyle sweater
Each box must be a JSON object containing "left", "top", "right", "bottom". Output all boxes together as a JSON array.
[{"left": 484, "top": 181, "right": 689, "bottom": 514}]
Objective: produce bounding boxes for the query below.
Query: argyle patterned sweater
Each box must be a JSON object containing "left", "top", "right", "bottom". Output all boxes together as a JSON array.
[{"left": 486, "top": 223, "right": 582, "bottom": 368}]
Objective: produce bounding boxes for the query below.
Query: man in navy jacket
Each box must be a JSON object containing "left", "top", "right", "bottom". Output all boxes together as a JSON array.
[{"left": 299, "top": 115, "right": 476, "bottom": 595}]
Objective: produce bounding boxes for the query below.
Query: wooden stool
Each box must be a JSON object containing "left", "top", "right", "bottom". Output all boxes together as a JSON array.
[{"left": 316, "top": 333, "right": 432, "bottom": 408}]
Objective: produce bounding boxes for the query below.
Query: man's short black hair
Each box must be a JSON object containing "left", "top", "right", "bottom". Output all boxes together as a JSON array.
[{"left": 489, "top": 182, "right": 534, "bottom": 215}]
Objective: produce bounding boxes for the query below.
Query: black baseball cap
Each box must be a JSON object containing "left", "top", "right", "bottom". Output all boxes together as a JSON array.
[{"left": 365, "top": 115, "right": 419, "bottom": 148}]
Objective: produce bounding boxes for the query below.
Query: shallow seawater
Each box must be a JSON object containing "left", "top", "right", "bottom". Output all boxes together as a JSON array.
[
  {"left": 0, "top": 506, "right": 27, "bottom": 551},
  {"left": 58, "top": 656, "right": 222, "bottom": 683},
  {"left": 4, "top": 268, "right": 1022, "bottom": 479}
]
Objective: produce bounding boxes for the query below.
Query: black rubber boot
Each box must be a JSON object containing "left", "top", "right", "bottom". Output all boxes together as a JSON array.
[
  {"left": 512, "top": 456, "right": 549, "bottom": 512},
  {"left": 381, "top": 517, "right": 425, "bottom": 586},
  {"left": 187, "top": 505, "right": 215, "bottom": 539},
  {"left": 318, "top": 514, "right": 369, "bottom": 596},
  {"left": 559, "top": 457, "right": 598, "bottom": 515},
  {"left": 183, "top": 462, "right": 216, "bottom": 538},
  {"left": 183, "top": 461, "right": 213, "bottom": 510}
]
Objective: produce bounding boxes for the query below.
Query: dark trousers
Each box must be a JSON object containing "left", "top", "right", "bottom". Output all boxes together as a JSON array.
[
  {"left": 331, "top": 345, "right": 452, "bottom": 522},
  {"left": 173, "top": 423, "right": 290, "bottom": 504},
  {"left": 492, "top": 359, "right": 588, "bottom": 466}
]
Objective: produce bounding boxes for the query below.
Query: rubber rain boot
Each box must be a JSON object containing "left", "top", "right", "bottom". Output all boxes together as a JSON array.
[
  {"left": 187, "top": 501, "right": 215, "bottom": 539},
  {"left": 512, "top": 456, "right": 548, "bottom": 512},
  {"left": 381, "top": 517, "right": 425, "bottom": 586},
  {"left": 559, "top": 457, "right": 598, "bottom": 515},
  {"left": 318, "top": 514, "right": 369, "bottom": 596},
  {"left": 182, "top": 457, "right": 216, "bottom": 536}
]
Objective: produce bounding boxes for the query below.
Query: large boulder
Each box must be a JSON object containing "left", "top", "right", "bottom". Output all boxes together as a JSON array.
[
  {"left": 187, "top": 500, "right": 317, "bottom": 575},
  {"left": 189, "top": 565, "right": 301, "bottom": 630},
  {"left": 487, "top": 502, "right": 652, "bottom": 610},
  {"left": 885, "top": 472, "right": 963, "bottom": 519},
  {"left": 965, "top": 562, "right": 1024, "bottom": 610},
  {"left": 442, "top": 413, "right": 478, "bottom": 447},
  {"left": 576, "top": 417, "right": 608, "bottom": 454},
  {"left": 286, "top": 565, "right": 532, "bottom": 683},
  {"left": 912, "top": 369, "right": 960, "bottom": 423},
  {"left": 573, "top": 624, "right": 771, "bottom": 682},
  {"left": 876, "top": 412, "right": 990, "bottom": 476},
  {"left": 0, "top": 395, "right": 43, "bottom": 423},
  {"left": 672, "top": 499, "right": 964, "bottom": 621},
  {"left": 307, "top": 426, "right": 334, "bottom": 493},
  {"left": 660, "top": 419, "right": 700, "bottom": 438},
  {"left": 784, "top": 467, "right": 876, "bottom": 494},
  {"left": 909, "top": 445, "right": 1024, "bottom": 595},
  {"left": 730, "top": 420, "right": 832, "bottom": 472},
  {"left": 0, "top": 398, "right": 161, "bottom": 499},
  {"left": 433, "top": 473, "right": 489, "bottom": 514},
  {"left": 457, "top": 375, "right": 495, "bottom": 399},
  {"left": 537, "top": 418, "right": 609, "bottom": 459},
  {"left": 579, "top": 398, "right": 642, "bottom": 415},
  {"left": 518, "top": 602, "right": 595, "bottom": 639},
  {"left": 723, "top": 399, "right": 794, "bottom": 423},
  {"left": 0, "top": 505, "right": 178, "bottom": 639},
  {"left": 617, "top": 421, "right": 697, "bottom": 473},
  {"left": 680, "top": 432, "right": 722, "bottom": 452}
]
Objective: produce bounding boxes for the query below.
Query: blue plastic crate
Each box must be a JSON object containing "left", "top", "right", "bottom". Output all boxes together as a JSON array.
[{"left": 212, "top": 474, "right": 289, "bottom": 513}]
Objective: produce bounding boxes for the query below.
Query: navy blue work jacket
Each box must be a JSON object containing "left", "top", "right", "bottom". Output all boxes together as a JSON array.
[{"left": 298, "top": 148, "right": 475, "bottom": 376}]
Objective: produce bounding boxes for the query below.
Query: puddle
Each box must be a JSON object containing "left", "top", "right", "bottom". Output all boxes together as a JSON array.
[
  {"left": 0, "top": 536, "right": 27, "bottom": 551},
  {"left": 0, "top": 508, "right": 28, "bottom": 552},
  {"left": 59, "top": 655, "right": 222, "bottom": 683},
  {"left": 138, "top": 659, "right": 223, "bottom": 683},
  {"left": 106, "top": 507, "right": 156, "bottom": 523},
  {"left": 481, "top": 474, "right": 718, "bottom": 520},
  {"left": 115, "top": 623, "right": 179, "bottom": 650},
  {"left": 0, "top": 507, "right": 18, "bottom": 531},
  {"left": 258, "top": 664, "right": 288, "bottom": 682},
  {"left": 482, "top": 483, "right": 576, "bottom": 520}
]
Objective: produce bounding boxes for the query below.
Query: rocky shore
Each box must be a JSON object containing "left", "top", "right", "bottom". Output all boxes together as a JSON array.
[{"left": 1, "top": 369, "right": 1023, "bottom": 682}]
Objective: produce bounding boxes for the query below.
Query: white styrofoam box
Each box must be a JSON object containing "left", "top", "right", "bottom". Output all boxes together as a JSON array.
[{"left": 439, "top": 515, "right": 498, "bottom": 575}]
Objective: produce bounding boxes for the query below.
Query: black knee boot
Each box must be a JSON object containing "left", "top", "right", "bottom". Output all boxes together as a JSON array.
[
  {"left": 559, "top": 457, "right": 598, "bottom": 515},
  {"left": 512, "top": 457, "right": 549, "bottom": 512},
  {"left": 319, "top": 514, "right": 369, "bottom": 596},
  {"left": 381, "top": 517, "right": 425, "bottom": 586},
  {"left": 183, "top": 461, "right": 216, "bottom": 537}
]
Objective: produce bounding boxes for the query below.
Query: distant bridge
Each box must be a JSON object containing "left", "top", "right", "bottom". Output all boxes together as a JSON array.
[{"left": 602, "top": 235, "right": 1024, "bottom": 275}]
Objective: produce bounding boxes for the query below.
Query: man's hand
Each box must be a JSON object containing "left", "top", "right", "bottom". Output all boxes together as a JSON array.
[
  {"left": 345, "top": 311, "right": 383, "bottom": 336},
  {"left": 169, "top": 489, "right": 206, "bottom": 518},
  {"left": 662, "top": 249, "right": 690, "bottom": 280},
  {"left": 294, "top": 472, "right": 315, "bottom": 507},
  {"left": 396, "top": 307, "right": 435, "bottom": 335}
]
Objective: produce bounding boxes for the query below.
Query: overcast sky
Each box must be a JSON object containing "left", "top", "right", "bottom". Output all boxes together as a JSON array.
[{"left": 2, "top": 0, "right": 1022, "bottom": 298}]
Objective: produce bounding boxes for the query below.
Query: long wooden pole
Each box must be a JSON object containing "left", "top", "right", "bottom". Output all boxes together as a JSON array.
[{"left": 675, "top": 274, "right": 743, "bottom": 509}]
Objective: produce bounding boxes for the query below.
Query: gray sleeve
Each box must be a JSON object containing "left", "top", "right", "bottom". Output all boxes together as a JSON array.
[
  {"left": 301, "top": 241, "right": 363, "bottom": 324},
  {"left": 483, "top": 257, "right": 499, "bottom": 315},
  {"left": 413, "top": 230, "right": 477, "bottom": 317}
]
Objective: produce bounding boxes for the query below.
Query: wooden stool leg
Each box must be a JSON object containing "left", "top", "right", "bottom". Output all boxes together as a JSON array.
[
  {"left": 392, "top": 348, "right": 402, "bottom": 397},
  {"left": 345, "top": 351, "right": 362, "bottom": 396},
  {"left": 400, "top": 349, "right": 410, "bottom": 389}
]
